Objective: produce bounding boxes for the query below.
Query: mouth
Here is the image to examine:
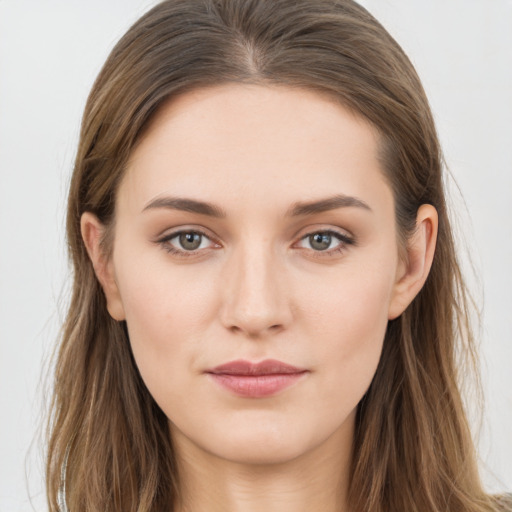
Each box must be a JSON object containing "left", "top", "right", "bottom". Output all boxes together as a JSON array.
[{"left": 205, "top": 359, "right": 309, "bottom": 398}]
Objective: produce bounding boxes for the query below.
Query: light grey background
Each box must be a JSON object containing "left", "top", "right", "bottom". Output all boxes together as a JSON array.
[{"left": 0, "top": 0, "right": 511, "bottom": 510}]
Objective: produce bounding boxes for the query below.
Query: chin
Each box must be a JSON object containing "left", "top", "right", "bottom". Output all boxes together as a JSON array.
[
  {"left": 213, "top": 434, "right": 313, "bottom": 466},
  {"left": 177, "top": 412, "right": 337, "bottom": 467}
]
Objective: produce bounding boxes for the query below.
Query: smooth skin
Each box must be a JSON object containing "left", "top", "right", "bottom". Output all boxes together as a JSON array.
[{"left": 82, "top": 85, "right": 437, "bottom": 512}]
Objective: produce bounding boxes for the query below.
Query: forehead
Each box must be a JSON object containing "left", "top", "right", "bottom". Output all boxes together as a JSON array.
[{"left": 120, "top": 84, "right": 391, "bottom": 217}]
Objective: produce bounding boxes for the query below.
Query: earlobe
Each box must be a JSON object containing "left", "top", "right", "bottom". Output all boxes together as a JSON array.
[
  {"left": 388, "top": 204, "right": 438, "bottom": 320},
  {"left": 81, "top": 212, "right": 126, "bottom": 321}
]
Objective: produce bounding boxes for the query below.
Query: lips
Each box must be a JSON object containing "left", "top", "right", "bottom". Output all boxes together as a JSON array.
[{"left": 205, "top": 359, "right": 308, "bottom": 398}]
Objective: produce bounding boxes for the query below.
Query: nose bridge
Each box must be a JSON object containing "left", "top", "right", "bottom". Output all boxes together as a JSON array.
[{"left": 220, "top": 236, "right": 290, "bottom": 336}]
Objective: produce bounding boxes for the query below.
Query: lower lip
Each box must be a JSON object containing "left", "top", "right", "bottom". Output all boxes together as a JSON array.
[{"left": 207, "top": 372, "right": 307, "bottom": 398}]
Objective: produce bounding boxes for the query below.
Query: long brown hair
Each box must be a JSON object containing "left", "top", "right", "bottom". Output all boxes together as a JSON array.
[{"left": 46, "top": 1, "right": 507, "bottom": 510}]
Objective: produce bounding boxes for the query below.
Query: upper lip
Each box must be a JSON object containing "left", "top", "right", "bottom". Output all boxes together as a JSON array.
[{"left": 207, "top": 359, "right": 307, "bottom": 376}]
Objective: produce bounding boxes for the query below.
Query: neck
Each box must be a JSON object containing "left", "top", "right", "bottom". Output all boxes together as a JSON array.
[{"left": 171, "top": 417, "right": 354, "bottom": 512}]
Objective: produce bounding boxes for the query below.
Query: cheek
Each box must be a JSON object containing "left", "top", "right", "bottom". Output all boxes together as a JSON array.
[
  {"left": 298, "top": 258, "right": 395, "bottom": 402},
  {"left": 112, "top": 248, "right": 219, "bottom": 397},
  {"left": 302, "top": 257, "right": 394, "bottom": 342}
]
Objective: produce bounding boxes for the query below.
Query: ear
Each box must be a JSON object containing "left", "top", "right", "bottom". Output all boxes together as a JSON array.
[
  {"left": 388, "top": 204, "right": 438, "bottom": 320},
  {"left": 81, "top": 212, "right": 126, "bottom": 321}
]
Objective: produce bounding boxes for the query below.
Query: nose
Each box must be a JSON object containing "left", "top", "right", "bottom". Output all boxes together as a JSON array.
[{"left": 219, "top": 241, "right": 292, "bottom": 337}]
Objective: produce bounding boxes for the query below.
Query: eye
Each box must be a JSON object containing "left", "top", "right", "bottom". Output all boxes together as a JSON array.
[
  {"left": 158, "top": 229, "right": 219, "bottom": 256},
  {"left": 296, "top": 230, "right": 354, "bottom": 254},
  {"left": 174, "top": 232, "right": 207, "bottom": 251}
]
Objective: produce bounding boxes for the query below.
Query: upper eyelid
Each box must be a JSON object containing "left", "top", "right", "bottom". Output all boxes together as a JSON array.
[
  {"left": 158, "top": 226, "right": 351, "bottom": 239},
  {"left": 294, "top": 225, "right": 354, "bottom": 242},
  {"left": 299, "top": 230, "right": 351, "bottom": 241},
  {"left": 158, "top": 226, "right": 217, "bottom": 241},
  {"left": 294, "top": 230, "right": 354, "bottom": 250}
]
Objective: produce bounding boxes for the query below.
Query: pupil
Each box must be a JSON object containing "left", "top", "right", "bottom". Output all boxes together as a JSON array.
[
  {"left": 179, "top": 232, "right": 201, "bottom": 250},
  {"left": 310, "top": 233, "right": 331, "bottom": 251}
]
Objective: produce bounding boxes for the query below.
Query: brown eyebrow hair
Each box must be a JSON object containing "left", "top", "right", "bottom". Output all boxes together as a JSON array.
[
  {"left": 142, "top": 197, "right": 227, "bottom": 217},
  {"left": 142, "top": 193, "right": 371, "bottom": 218},
  {"left": 287, "top": 194, "right": 372, "bottom": 216}
]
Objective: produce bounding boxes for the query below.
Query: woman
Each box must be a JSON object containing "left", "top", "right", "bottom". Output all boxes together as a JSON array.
[{"left": 46, "top": 0, "right": 511, "bottom": 511}]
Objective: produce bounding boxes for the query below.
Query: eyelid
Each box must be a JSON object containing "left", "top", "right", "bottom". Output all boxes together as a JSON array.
[
  {"left": 294, "top": 223, "right": 354, "bottom": 241},
  {"left": 293, "top": 227, "right": 356, "bottom": 258},
  {"left": 156, "top": 226, "right": 221, "bottom": 257},
  {"left": 154, "top": 225, "right": 355, "bottom": 259}
]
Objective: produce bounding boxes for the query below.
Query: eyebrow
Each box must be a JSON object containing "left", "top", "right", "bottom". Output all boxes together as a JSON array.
[
  {"left": 287, "top": 194, "right": 372, "bottom": 216},
  {"left": 142, "top": 197, "right": 227, "bottom": 217},
  {"left": 142, "top": 193, "right": 371, "bottom": 218}
]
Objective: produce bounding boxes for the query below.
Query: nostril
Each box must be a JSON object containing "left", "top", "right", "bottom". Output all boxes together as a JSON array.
[{"left": 226, "top": 322, "right": 284, "bottom": 337}]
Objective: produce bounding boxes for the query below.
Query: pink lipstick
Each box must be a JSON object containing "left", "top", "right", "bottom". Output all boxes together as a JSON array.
[{"left": 206, "top": 359, "right": 308, "bottom": 398}]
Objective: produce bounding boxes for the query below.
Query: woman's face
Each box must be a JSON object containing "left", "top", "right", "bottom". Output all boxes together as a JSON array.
[{"left": 92, "top": 85, "right": 416, "bottom": 465}]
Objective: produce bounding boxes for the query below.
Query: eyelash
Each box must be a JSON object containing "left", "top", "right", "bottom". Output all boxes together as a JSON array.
[
  {"left": 156, "top": 229, "right": 355, "bottom": 259},
  {"left": 296, "top": 230, "right": 355, "bottom": 259}
]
